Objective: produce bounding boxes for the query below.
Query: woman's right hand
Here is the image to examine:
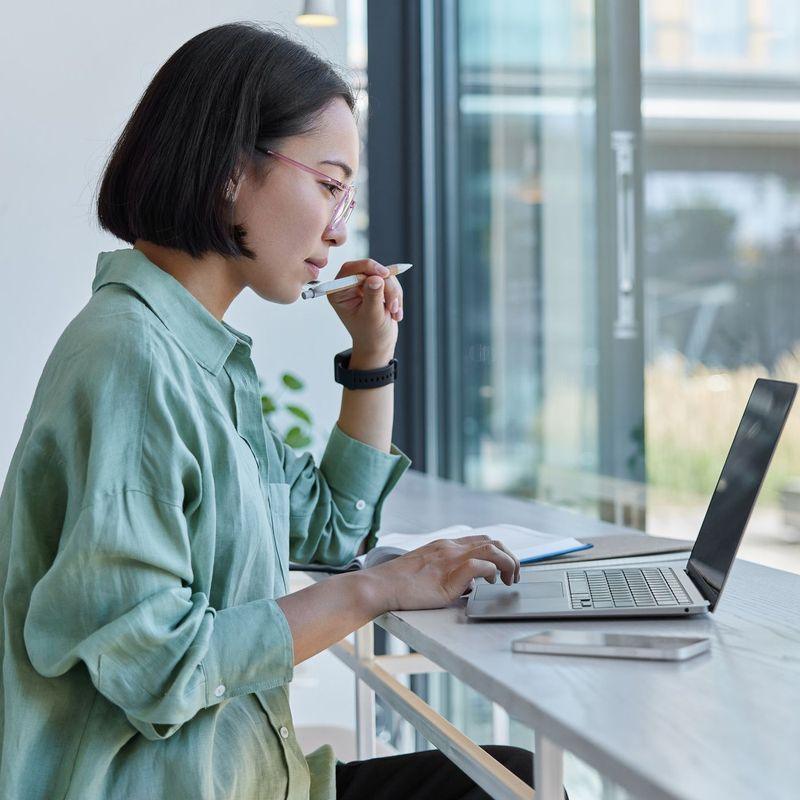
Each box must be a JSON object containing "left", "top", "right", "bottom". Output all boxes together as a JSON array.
[{"left": 363, "top": 535, "right": 521, "bottom": 613}]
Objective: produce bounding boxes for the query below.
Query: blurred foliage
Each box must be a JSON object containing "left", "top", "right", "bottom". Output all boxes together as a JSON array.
[
  {"left": 260, "top": 372, "right": 317, "bottom": 451},
  {"left": 646, "top": 351, "right": 800, "bottom": 504}
]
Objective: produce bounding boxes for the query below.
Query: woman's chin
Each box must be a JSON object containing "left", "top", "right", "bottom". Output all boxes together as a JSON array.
[{"left": 245, "top": 278, "right": 297, "bottom": 305}]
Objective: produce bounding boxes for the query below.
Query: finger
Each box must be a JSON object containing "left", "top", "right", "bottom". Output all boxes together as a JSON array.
[
  {"left": 490, "top": 539, "right": 521, "bottom": 583},
  {"left": 362, "top": 273, "right": 386, "bottom": 315},
  {"left": 451, "top": 534, "right": 517, "bottom": 582},
  {"left": 335, "top": 258, "right": 390, "bottom": 280},
  {"left": 452, "top": 534, "right": 494, "bottom": 545},
  {"left": 325, "top": 275, "right": 367, "bottom": 306},
  {"left": 383, "top": 275, "right": 402, "bottom": 305},
  {"left": 449, "top": 558, "right": 501, "bottom": 595},
  {"left": 385, "top": 278, "right": 404, "bottom": 320},
  {"left": 467, "top": 542, "right": 517, "bottom": 586}
]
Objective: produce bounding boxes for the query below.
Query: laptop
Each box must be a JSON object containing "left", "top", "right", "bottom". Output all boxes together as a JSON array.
[{"left": 466, "top": 378, "right": 797, "bottom": 620}]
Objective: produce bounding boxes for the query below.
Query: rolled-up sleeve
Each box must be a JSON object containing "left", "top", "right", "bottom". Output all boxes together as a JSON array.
[
  {"left": 23, "top": 488, "right": 294, "bottom": 742},
  {"left": 268, "top": 422, "right": 411, "bottom": 566}
]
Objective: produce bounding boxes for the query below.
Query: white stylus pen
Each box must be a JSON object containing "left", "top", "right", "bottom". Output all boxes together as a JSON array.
[{"left": 301, "top": 263, "right": 413, "bottom": 300}]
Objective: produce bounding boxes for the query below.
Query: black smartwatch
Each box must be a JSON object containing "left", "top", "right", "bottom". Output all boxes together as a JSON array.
[{"left": 334, "top": 348, "right": 398, "bottom": 389}]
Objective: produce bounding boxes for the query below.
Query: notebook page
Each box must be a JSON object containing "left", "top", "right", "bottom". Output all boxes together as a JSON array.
[{"left": 373, "top": 523, "right": 588, "bottom": 563}]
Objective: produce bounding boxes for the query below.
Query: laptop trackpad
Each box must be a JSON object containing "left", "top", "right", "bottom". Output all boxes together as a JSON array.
[{"left": 473, "top": 581, "right": 564, "bottom": 600}]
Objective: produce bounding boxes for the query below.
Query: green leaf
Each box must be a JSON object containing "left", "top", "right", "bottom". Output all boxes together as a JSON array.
[
  {"left": 281, "top": 373, "right": 304, "bottom": 391},
  {"left": 286, "top": 404, "right": 313, "bottom": 425},
  {"left": 284, "top": 426, "right": 312, "bottom": 450},
  {"left": 261, "top": 394, "right": 277, "bottom": 415}
]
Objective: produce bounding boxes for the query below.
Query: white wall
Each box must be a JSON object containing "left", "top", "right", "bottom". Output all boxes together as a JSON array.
[
  {"left": 0, "top": 0, "right": 368, "bottom": 744},
  {"left": 0, "top": 0, "right": 363, "bottom": 482}
]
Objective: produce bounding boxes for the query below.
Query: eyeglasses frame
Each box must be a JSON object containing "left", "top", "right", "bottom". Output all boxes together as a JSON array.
[{"left": 254, "top": 146, "right": 357, "bottom": 230}]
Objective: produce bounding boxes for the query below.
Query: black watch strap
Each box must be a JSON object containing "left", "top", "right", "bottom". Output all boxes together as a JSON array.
[{"left": 334, "top": 348, "right": 398, "bottom": 389}]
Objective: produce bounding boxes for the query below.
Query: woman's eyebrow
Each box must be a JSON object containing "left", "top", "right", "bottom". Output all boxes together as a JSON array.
[{"left": 319, "top": 159, "right": 353, "bottom": 180}]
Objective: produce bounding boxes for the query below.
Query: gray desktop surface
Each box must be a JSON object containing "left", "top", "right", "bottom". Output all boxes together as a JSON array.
[{"left": 371, "top": 470, "right": 800, "bottom": 800}]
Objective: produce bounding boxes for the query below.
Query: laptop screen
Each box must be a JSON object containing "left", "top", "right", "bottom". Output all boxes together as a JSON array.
[{"left": 687, "top": 378, "right": 796, "bottom": 611}]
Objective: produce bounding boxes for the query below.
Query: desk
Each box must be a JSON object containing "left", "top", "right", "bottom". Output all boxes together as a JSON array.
[{"left": 314, "top": 470, "right": 800, "bottom": 800}]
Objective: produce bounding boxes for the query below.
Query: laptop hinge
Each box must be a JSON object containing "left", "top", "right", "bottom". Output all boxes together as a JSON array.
[{"left": 686, "top": 561, "right": 718, "bottom": 610}]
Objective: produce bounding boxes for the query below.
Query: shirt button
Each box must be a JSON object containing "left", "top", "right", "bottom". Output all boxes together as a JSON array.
[
  {"left": 214, "top": 684, "right": 226, "bottom": 697},
  {"left": 355, "top": 499, "right": 366, "bottom": 510},
  {"left": 279, "top": 725, "right": 290, "bottom": 739}
]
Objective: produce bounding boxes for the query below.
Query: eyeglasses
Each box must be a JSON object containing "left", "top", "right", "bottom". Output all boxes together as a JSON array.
[{"left": 255, "top": 147, "right": 357, "bottom": 230}]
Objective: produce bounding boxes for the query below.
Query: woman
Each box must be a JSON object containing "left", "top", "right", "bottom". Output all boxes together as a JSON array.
[{"left": 0, "top": 22, "right": 539, "bottom": 800}]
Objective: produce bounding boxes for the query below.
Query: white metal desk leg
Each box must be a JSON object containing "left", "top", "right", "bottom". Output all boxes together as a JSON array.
[
  {"left": 534, "top": 731, "right": 564, "bottom": 800},
  {"left": 354, "top": 623, "right": 376, "bottom": 759},
  {"left": 492, "top": 703, "right": 510, "bottom": 745}
]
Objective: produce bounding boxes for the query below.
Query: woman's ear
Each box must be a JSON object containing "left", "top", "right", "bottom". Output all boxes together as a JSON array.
[
  {"left": 224, "top": 177, "right": 240, "bottom": 203},
  {"left": 225, "top": 153, "right": 252, "bottom": 203}
]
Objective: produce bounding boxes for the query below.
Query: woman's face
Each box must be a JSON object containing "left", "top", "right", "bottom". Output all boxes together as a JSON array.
[{"left": 232, "top": 97, "right": 360, "bottom": 304}]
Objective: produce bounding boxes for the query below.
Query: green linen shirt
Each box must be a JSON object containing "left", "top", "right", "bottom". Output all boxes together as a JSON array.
[{"left": 0, "top": 247, "right": 411, "bottom": 800}]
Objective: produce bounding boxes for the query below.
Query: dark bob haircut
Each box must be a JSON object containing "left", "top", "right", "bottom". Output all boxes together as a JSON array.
[{"left": 97, "top": 22, "right": 356, "bottom": 260}]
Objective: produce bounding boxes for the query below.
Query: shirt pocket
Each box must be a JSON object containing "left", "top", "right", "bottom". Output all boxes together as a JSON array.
[{"left": 266, "top": 482, "right": 290, "bottom": 594}]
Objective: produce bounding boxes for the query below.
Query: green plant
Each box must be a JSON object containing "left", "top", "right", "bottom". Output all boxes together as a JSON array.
[{"left": 260, "top": 372, "right": 318, "bottom": 451}]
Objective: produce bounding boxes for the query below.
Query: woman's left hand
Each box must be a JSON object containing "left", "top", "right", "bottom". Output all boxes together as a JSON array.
[{"left": 326, "top": 259, "right": 404, "bottom": 363}]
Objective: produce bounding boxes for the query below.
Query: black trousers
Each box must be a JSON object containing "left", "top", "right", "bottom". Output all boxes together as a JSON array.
[{"left": 336, "top": 745, "right": 568, "bottom": 800}]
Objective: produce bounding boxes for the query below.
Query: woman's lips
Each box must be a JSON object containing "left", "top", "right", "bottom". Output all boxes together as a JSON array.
[{"left": 305, "top": 261, "right": 320, "bottom": 280}]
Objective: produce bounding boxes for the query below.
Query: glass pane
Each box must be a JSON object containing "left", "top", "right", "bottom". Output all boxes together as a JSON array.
[
  {"left": 642, "top": 0, "right": 800, "bottom": 75},
  {"left": 458, "top": 0, "right": 599, "bottom": 508},
  {"left": 642, "top": 0, "right": 800, "bottom": 570}
]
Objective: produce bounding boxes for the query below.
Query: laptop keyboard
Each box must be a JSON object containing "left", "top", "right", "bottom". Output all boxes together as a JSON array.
[{"left": 567, "top": 567, "right": 693, "bottom": 609}]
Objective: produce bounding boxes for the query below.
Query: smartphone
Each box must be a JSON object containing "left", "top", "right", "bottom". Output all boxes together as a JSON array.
[{"left": 511, "top": 630, "right": 710, "bottom": 661}]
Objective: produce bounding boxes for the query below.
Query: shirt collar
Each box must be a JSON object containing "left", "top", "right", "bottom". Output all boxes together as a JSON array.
[{"left": 92, "top": 248, "right": 252, "bottom": 375}]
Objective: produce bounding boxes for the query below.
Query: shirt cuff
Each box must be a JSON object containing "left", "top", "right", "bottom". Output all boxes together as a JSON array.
[
  {"left": 201, "top": 598, "right": 294, "bottom": 707},
  {"left": 319, "top": 424, "right": 412, "bottom": 561}
]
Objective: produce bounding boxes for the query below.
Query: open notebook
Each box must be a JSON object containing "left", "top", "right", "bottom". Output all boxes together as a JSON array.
[{"left": 289, "top": 523, "right": 592, "bottom": 573}]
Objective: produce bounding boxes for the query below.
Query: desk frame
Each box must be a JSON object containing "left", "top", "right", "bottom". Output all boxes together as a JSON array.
[{"left": 329, "top": 618, "right": 563, "bottom": 800}]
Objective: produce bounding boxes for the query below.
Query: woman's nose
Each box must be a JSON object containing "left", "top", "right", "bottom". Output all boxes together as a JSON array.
[{"left": 324, "top": 219, "right": 348, "bottom": 247}]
